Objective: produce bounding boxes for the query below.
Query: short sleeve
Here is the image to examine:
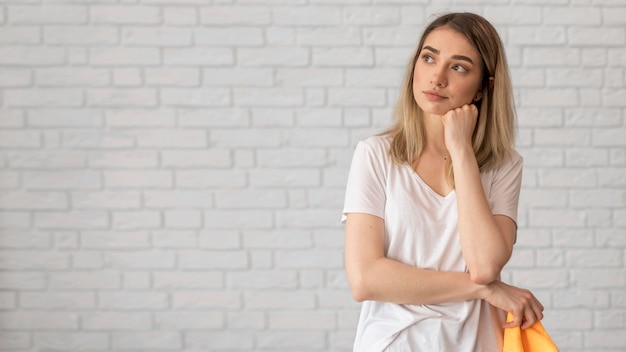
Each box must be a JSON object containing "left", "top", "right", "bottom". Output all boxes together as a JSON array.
[
  {"left": 488, "top": 150, "right": 523, "bottom": 224},
  {"left": 341, "top": 138, "right": 388, "bottom": 223}
]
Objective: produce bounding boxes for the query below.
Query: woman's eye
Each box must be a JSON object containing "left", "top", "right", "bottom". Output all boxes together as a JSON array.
[
  {"left": 422, "top": 54, "right": 434, "bottom": 63},
  {"left": 452, "top": 64, "right": 467, "bottom": 73}
]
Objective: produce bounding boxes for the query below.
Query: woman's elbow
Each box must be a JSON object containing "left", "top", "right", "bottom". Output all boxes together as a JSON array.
[
  {"left": 469, "top": 268, "right": 500, "bottom": 285},
  {"left": 347, "top": 271, "right": 373, "bottom": 302}
]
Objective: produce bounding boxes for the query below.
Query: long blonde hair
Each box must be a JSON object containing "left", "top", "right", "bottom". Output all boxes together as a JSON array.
[{"left": 384, "top": 12, "right": 516, "bottom": 187}]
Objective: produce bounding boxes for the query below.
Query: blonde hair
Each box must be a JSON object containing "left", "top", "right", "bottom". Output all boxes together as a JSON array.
[{"left": 384, "top": 12, "right": 516, "bottom": 187}]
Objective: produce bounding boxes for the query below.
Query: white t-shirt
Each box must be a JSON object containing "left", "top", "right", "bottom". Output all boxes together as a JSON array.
[{"left": 342, "top": 135, "right": 523, "bottom": 352}]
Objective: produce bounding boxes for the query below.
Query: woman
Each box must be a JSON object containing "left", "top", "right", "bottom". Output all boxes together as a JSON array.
[{"left": 342, "top": 12, "right": 544, "bottom": 351}]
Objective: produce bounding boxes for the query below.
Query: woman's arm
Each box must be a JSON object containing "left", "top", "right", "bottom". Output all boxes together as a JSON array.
[
  {"left": 345, "top": 212, "right": 486, "bottom": 305},
  {"left": 443, "top": 104, "right": 516, "bottom": 285},
  {"left": 345, "top": 212, "right": 544, "bottom": 328}
]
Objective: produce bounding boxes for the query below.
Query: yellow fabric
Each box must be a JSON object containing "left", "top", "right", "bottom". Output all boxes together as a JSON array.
[{"left": 502, "top": 312, "right": 559, "bottom": 352}]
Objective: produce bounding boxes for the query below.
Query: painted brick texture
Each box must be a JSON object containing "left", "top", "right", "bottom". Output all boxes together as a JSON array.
[{"left": 0, "top": 0, "right": 624, "bottom": 351}]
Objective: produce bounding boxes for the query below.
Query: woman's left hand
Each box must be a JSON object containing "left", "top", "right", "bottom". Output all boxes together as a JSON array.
[{"left": 442, "top": 104, "right": 478, "bottom": 156}]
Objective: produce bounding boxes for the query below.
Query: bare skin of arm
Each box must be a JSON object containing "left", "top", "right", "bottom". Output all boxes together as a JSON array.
[
  {"left": 345, "top": 212, "right": 544, "bottom": 329},
  {"left": 443, "top": 104, "right": 516, "bottom": 285}
]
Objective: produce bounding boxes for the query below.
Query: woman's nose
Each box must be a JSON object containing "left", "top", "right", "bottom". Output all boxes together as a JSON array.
[{"left": 430, "top": 67, "right": 447, "bottom": 87}]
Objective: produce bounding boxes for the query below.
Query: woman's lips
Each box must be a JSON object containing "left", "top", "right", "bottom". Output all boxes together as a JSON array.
[{"left": 423, "top": 91, "right": 447, "bottom": 101}]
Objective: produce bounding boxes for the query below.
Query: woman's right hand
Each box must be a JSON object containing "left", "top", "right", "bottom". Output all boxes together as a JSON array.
[{"left": 481, "top": 280, "right": 544, "bottom": 329}]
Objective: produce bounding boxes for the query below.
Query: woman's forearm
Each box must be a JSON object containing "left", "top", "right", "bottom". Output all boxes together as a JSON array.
[
  {"left": 451, "top": 147, "right": 514, "bottom": 284},
  {"left": 350, "top": 256, "right": 488, "bottom": 305}
]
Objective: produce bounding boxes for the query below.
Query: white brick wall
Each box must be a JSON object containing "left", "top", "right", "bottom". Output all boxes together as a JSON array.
[{"left": 0, "top": 0, "right": 624, "bottom": 351}]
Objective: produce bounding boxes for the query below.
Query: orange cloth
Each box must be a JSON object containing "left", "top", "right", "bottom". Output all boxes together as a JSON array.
[{"left": 503, "top": 312, "right": 559, "bottom": 352}]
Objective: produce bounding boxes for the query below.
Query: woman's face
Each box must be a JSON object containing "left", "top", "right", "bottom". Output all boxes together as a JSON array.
[{"left": 412, "top": 26, "right": 484, "bottom": 116}]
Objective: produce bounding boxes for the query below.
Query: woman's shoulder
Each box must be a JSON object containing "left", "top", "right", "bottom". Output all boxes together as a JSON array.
[{"left": 358, "top": 134, "right": 392, "bottom": 153}]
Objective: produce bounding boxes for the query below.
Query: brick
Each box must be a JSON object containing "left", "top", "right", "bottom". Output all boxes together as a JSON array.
[
  {"left": 34, "top": 332, "right": 108, "bottom": 349},
  {"left": 90, "top": 47, "right": 160, "bottom": 66},
  {"left": 257, "top": 331, "right": 326, "bottom": 349},
  {"left": 520, "top": 88, "right": 578, "bottom": 107},
  {"left": 543, "top": 7, "right": 601, "bottom": 25},
  {"left": 565, "top": 108, "right": 621, "bottom": 127},
  {"left": 204, "top": 68, "right": 273, "bottom": 86},
  {"left": 164, "top": 48, "right": 233, "bottom": 66},
  {"left": 205, "top": 210, "right": 271, "bottom": 229},
  {"left": 538, "top": 168, "right": 596, "bottom": 187},
  {"left": 598, "top": 168, "right": 626, "bottom": 187},
  {"left": 200, "top": 6, "right": 270, "bottom": 24},
  {"left": 45, "top": 26, "right": 117, "bottom": 45},
  {"left": 228, "top": 311, "right": 265, "bottom": 329},
  {"left": 570, "top": 189, "right": 623, "bottom": 208},
  {"left": 546, "top": 68, "right": 603, "bottom": 87},
  {"left": 104, "top": 170, "right": 172, "bottom": 188},
  {"left": 298, "top": 27, "right": 361, "bottom": 46},
  {"left": 593, "top": 128, "right": 626, "bottom": 146},
  {"left": 195, "top": 27, "right": 263, "bottom": 46},
  {"left": 328, "top": 88, "right": 386, "bottom": 107},
  {"left": 176, "top": 169, "right": 246, "bottom": 188},
  {"left": 276, "top": 249, "right": 343, "bottom": 269},
  {"left": 243, "top": 229, "right": 312, "bottom": 249},
  {"left": 161, "top": 88, "right": 230, "bottom": 107},
  {"left": 0, "top": 332, "right": 29, "bottom": 349},
  {"left": 272, "top": 6, "right": 340, "bottom": 25},
  {"left": 105, "top": 251, "right": 175, "bottom": 269},
  {"left": 87, "top": 88, "right": 157, "bottom": 107},
  {"left": 164, "top": 210, "right": 202, "bottom": 229},
  {"left": 569, "top": 27, "right": 625, "bottom": 46},
  {"left": 5, "top": 89, "right": 83, "bottom": 107},
  {"left": 313, "top": 47, "right": 374, "bottom": 66},
  {"left": 603, "top": 7, "right": 626, "bottom": 25},
  {"left": 0, "top": 230, "right": 51, "bottom": 249},
  {"left": 523, "top": 47, "right": 580, "bottom": 67},
  {"left": 122, "top": 27, "right": 192, "bottom": 46},
  {"left": 0, "top": 26, "right": 39, "bottom": 44},
  {"left": 162, "top": 150, "right": 231, "bottom": 167},
  {"left": 112, "top": 210, "right": 161, "bottom": 230},
  {"left": 62, "top": 129, "right": 135, "bottom": 149},
  {"left": 0, "top": 191, "right": 67, "bottom": 210},
  {"left": 245, "top": 291, "right": 315, "bottom": 309},
  {"left": 112, "top": 68, "right": 142, "bottom": 86},
  {"left": 144, "top": 190, "right": 213, "bottom": 207},
  {"left": 344, "top": 6, "right": 399, "bottom": 25},
  {"left": 81, "top": 230, "right": 149, "bottom": 249},
  {"left": 24, "top": 170, "right": 100, "bottom": 190},
  {"left": 198, "top": 230, "right": 240, "bottom": 249},
  {"left": 239, "top": 47, "right": 309, "bottom": 67},
  {"left": 28, "top": 108, "right": 102, "bottom": 127},
  {"left": 186, "top": 332, "right": 254, "bottom": 350},
  {"left": 88, "top": 150, "right": 158, "bottom": 169},
  {"left": 0, "top": 47, "right": 65, "bottom": 65},
  {"left": 210, "top": 128, "right": 282, "bottom": 148},
  {"left": 35, "top": 211, "right": 108, "bottom": 229},
  {"left": 179, "top": 108, "right": 249, "bottom": 127},
  {"left": 172, "top": 291, "right": 241, "bottom": 309},
  {"left": 0, "top": 272, "right": 46, "bottom": 289},
  {"left": 90, "top": 5, "right": 160, "bottom": 24},
  {"left": 572, "top": 269, "right": 626, "bottom": 289},
  {"left": 534, "top": 128, "right": 590, "bottom": 146},
  {"left": 112, "top": 332, "right": 181, "bottom": 349},
  {"left": 529, "top": 209, "right": 587, "bottom": 227},
  {"left": 269, "top": 311, "right": 336, "bottom": 329},
  {"left": 153, "top": 271, "right": 224, "bottom": 289},
  {"left": 509, "top": 26, "right": 566, "bottom": 45},
  {"left": 20, "top": 292, "right": 95, "bottom": 309},
  {"left": 35, "top": 68, "right": 107, "bottom": 87},
  {"left": 152, "top": 230, "right": 196, "bottom": 248},
  {"left": 0, "top": 212, "right": 31, "bottom": 229},
  {"left": 484, "top": 6, "right": 541, "bottom": 24},
  {"left": 163, "top": 6, "right": 197, "bottom": 25},
  {"left": 155, "top": 312, "right": 224, "bottom": 329},
  {"left": 234, "top": 88, "right": 303, "bottom": 106},
  {"left": 257, "top": 148, "right": 327, "bottom": 167},
  {"left": 144, "top": 68, "right": 199, "bottom": 87},
  {"left": 178, "top": 250, "right": 248, "bottom": 269},
  {"left": 512, "top": 269, "right": 569, "bottom": 288},
  {"left": 565, "top": 149, "right": 608, "bottom": 167},
  {"left": 277, "top": 209, "right": 342, "bottom": 228},
  {"left": 0, "top": 312, "right": 78, "bottom": 330},
  {"left": 8, "top": 5, "right": 87, "bottom": 24},
  {"left": 229, "top": 270, "right": 298, "bottom": 289},
  {"left": 98, "top": 292, "right": 168, "bottom": 310}
]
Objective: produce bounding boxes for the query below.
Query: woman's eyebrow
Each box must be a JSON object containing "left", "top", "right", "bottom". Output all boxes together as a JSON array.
[{"left": 422, "top": 45, "right": 475, "bottom": 65}]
